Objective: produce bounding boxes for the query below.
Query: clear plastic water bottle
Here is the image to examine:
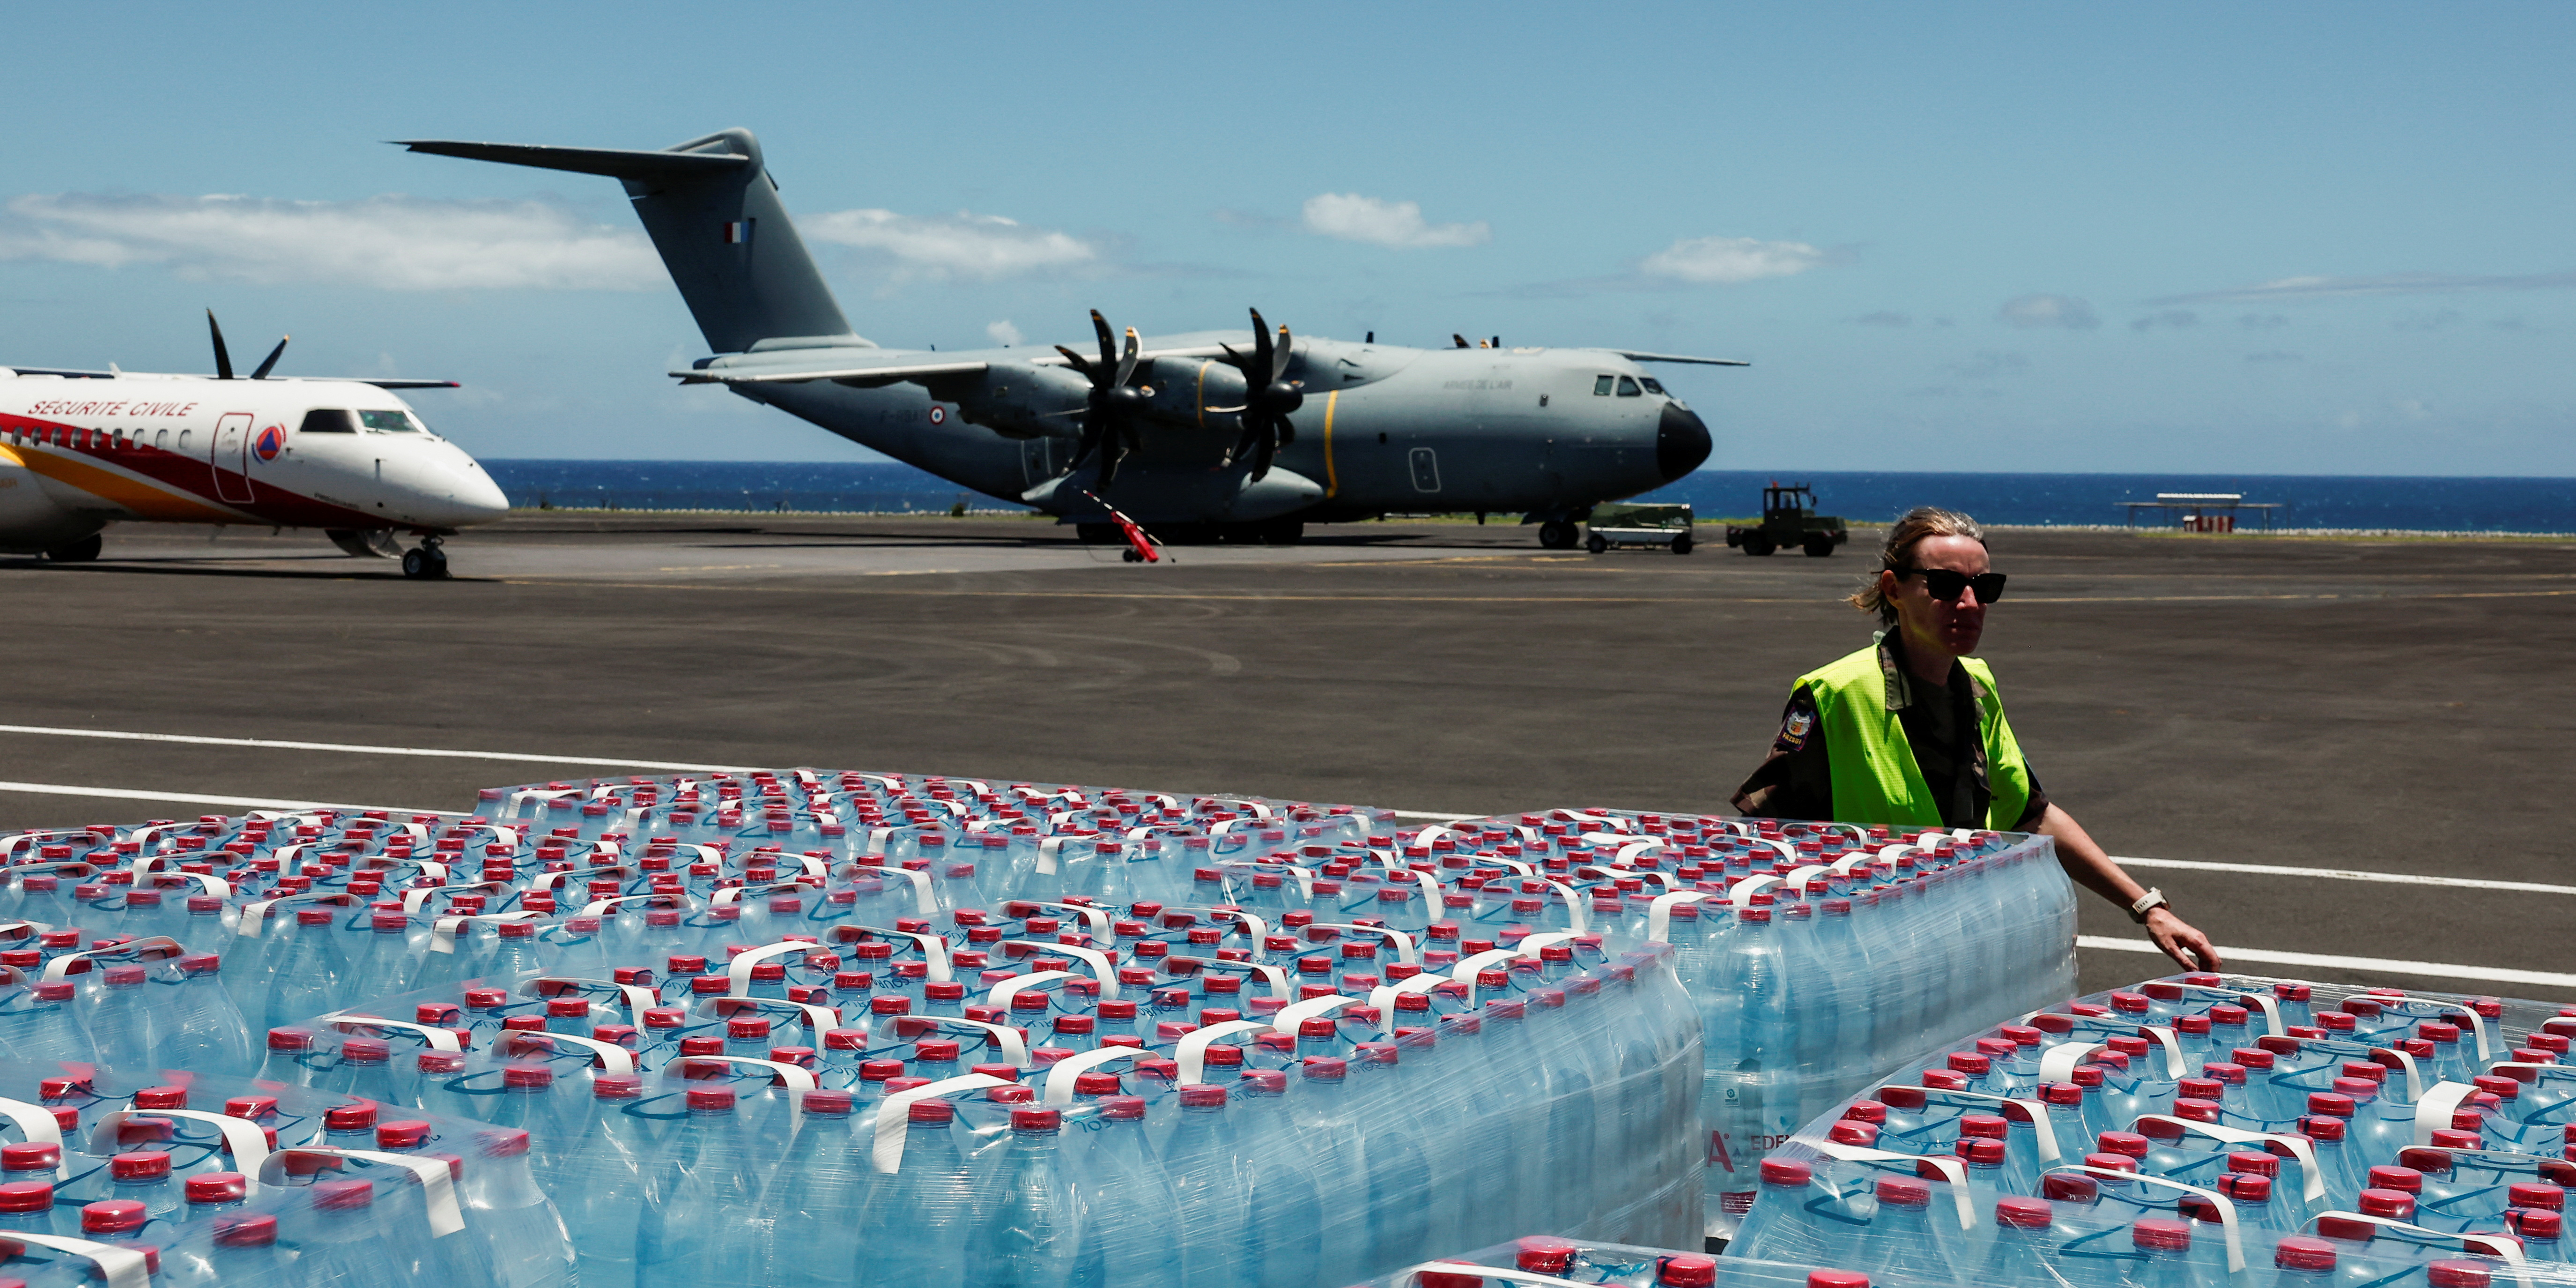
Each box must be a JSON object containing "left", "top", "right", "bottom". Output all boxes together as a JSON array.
[
  {"left": 465, "top": 1127, "right": 576, "bottom": 1288},
  {"left": 634, "top": 1086, "right": 767, "bottom": 1285}
]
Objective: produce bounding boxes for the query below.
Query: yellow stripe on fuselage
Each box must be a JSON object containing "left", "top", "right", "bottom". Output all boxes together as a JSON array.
[{"left": 7, "top": 444, "right": 241, "bottom": 522}]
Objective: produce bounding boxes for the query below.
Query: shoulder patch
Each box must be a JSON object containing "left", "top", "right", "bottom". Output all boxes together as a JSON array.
[{"left": 1777, "top": 707, "right": 1815, "bottom": 752}]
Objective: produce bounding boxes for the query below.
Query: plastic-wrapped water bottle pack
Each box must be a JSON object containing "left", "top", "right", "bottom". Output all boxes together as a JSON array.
[
  {"left": 1393, "top": 809, "right": 2076, "bottom": 1236},
  {"left": 0, "top": 1054, "right": 572, "bottom": 1288},
  {"left": 1354, "top": 1234, "right": 1977, "bottom": 1288},
  {"left": 1732, "top": 971, "right": 2576, "bottom": 1287}
]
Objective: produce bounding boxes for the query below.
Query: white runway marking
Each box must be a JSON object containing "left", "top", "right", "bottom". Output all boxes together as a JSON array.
[
  {"left": 0, "top": 723, "right": 762, "bottom": 773},
  {"left": 2078, "top": 935, "right": 2576, "bottom": 991},
  {"left": 0, "top": 780, "right": 445, "bottom": 815},
  {"left": 2114, "top": 855, "right": 2576, "bottom": 897}
]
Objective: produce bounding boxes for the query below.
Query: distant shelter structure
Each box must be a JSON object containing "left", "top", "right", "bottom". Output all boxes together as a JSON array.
[{"left": 2119, "top": 491, "right": 2281, "bottom": 532}]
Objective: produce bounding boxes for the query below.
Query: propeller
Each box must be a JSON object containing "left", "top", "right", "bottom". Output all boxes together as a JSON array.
[
  {"left": 207, "top": 310, "right": 289, "bottom": 380},
  {"left": 1055, "top": 310, "right": 1151, "bottom": 485},
  {"left": 1215, "top": 309, "right": 1303, "bottom": 482}
]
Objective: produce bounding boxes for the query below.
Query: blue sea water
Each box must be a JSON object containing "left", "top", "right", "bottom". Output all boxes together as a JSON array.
[{"left": 481, "top": 460, "right": 2576, "bottom": 534}]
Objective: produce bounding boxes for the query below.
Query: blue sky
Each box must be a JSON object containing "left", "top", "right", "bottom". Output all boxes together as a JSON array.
[{"left": 2, "top": 3, "right": 2568, "bottom": 475}]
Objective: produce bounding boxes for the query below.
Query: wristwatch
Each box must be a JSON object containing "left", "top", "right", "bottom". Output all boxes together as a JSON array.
[{"left": 2127, "top": 888, "right": 2169, "bottom": 924}]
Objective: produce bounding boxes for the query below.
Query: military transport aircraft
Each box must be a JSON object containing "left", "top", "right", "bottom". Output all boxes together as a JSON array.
[
  {"left": 406, "top": 128, "right": 1739, "bottom": 547},
  {"left": 0, "top": 314, "right": 509, "bottom": 577}
]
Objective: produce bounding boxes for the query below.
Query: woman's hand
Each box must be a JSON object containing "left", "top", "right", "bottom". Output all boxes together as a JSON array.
[{"left": 2145, "top": 907, "right": 2222, "bottom": 972}]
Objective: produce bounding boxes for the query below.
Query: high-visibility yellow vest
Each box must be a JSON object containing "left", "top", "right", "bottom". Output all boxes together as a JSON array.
[{"left": 1795, "top": 642, "right": 2033, "bottom": 830}]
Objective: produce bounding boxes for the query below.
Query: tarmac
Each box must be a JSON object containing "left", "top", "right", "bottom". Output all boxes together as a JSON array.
[{"left": 4, "top": 512, "right": 2571, "bottom": 1003}]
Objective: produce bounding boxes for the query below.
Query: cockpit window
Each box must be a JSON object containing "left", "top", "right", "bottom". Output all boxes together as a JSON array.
[
  {"left": 1593, "top": 375, "right": 1614, "bottom": 396},
  {"left": 1615, "top": 376, "right": 1643, "bottom": 397},
  {"left": 299, "top": 409, "right": 357, "bottom": 433},
  {"left": 357, "top": 410, "right": 418, "bottom": 432},
  {"left": 1639, "top": 377, "right": 1666, "bottom": 395}
]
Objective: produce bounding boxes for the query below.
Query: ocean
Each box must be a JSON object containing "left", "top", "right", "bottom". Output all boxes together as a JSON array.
[{"left": 481, "top": 460, "right": 2576, "bottom": 535}]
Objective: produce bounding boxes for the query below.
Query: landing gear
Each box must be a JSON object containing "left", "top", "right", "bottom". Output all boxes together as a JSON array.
[
  {"left": 41, "top": 534, "right": 103, "bottom": 563},
  {"left": 400, "top": 536, "right": 450, "bottom": 580},
  {"left": 1538, "top": 521, "right": 1579, "bottom": 550}
]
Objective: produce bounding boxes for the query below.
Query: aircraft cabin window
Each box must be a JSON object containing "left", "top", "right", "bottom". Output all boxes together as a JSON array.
[
  {"left": 178, "top": 430, "right": 192, "bottom": 449},
  {"left": 155, "top": 430, "right": 168, "bottom": 449},
  {"left": 1639, "top": 378, "right": 1666, "bottom": 395},
  {"left": 1593, "top": 375, "right": 1614, "bottom": 396},
  {"left": 1616, "top": 376, "right": 1643, "bottom": 396},
  {"left": 300, "top": 409, "right": 358, "bottom": 433},
  {"left": 357, "top": 410, "right": 417, "bottom": 432}
]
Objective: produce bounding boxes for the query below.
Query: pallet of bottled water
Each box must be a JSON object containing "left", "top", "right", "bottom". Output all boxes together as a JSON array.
[
  {"left": 0, "top": 1053, "right": 573, "bottom": 1288},
  {"left": 1732, "top": 970, "right": 2576, "bottom": 1287},
  {"left": 1355, "top": 1233, "right": 1979, "bottom": 1288},
  {"left": 1408, "top": 809, "right": 2078, "bottom": 1236}
]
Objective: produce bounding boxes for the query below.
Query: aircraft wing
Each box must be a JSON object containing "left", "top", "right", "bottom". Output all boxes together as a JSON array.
[
  {"left": 1, "top": 366, "right": 458, "bottom": 388},
  {"left": 1609, "top": 351, "right": 1752, "bottom": 367},
  {"left": 673, "top": 342, "right": 1244, "bottom": 386}
]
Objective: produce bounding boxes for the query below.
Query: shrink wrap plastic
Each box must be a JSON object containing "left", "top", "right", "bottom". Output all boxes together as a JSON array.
[
  {"left": 0, "top": 1056, "right": 572, "bottom": 1288},
  {"left": 1736, "top": 970, "right": 2576, "bottom": 1287}
]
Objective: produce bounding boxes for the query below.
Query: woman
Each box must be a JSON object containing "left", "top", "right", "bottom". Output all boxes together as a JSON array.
[{"left": 1732, "top": 506, "right": 2221, "bottom": 971}]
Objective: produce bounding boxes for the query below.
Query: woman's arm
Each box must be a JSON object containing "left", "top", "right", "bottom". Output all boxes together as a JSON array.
[{"left": 2035, "top": 802, "right": 2222, "bottom": 972}]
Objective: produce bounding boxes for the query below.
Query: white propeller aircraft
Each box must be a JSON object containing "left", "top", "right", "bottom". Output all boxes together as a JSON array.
[{"left": 0, "top": 314, "right": 508, "bottom": 578}]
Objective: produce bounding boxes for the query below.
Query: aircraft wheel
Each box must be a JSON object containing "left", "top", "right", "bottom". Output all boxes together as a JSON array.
[
  {"left": 1586, "top": 533, "right": 1608, "bottom": 554},
  {"left": 42, "top": 534, "right": 103, "bottom": 563},
  {"left": 401, "top": 545, "right": 450, "bottom": 580},
  {"left": 1803, "top": 536, "right": 1836, "bottom": 557},
  {"left": 1673, "top": 535, "right": 1694, "bottom": 555},
  {"left": 1741, "top": 534, "right": 1776, "bottom": 556},
  {"left": 1538, "top": 521, "right": 1578, "bottom": 550}
]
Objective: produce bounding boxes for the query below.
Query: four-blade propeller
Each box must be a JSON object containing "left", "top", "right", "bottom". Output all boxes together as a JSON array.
[
  {"left": 1055, "top": 310, "right": 1151, "bottom": 485},
  {"left": 1215, "top": 309, "right": 1303, "bottom": 482}
]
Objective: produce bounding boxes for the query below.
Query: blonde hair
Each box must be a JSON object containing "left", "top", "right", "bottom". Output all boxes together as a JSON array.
[{"left": 1847, "top": 506, "right": 1986, "bottom": 623}]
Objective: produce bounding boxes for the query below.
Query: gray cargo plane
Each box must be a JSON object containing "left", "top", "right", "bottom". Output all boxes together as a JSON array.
[{"left": 404, "top": 128, "right": 1740, "bottom": 547}]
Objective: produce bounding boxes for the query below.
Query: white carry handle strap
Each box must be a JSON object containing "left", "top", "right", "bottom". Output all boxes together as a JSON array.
[
  {"left": 1305, "top": 923, "right": 1418, "bottom": 966},
  {"left": 1540, "top": 881, "right": 1589, "bottom": 933},
  {"left": 1041, "top": 1047, "right": 1138, "bottom": 1106},
  {"left": 871, "top": 1072, "right": 1014, "bottom": 1172},
  {"left": 1450, "top": 948, "right": 1522, "bottom": 1004},
  {"left": 429, "top": 910, "right": 546, "bottom": 954},
  {"left": 579, "top": 891, "right": 688, "bottom": 918},
  {"left": 1246, "top": 962, "right": 1291, "bottom": 1000},
  {"left": 400, "top": 879, "right": 511, "bottom": 916},
  {"left": 1369, "top": 973, "right": 1453, "bottom": 1034},
  {"left": 41, "top": 935, "right": 184, "bottom": 982},
  {"left": 2373, "top": 1047, "right": 2427, "bottom": 1102},
  {"left": 678, "top": 1054, "right": 818, "bottom": 1094},
  {"left": 2140, "top": 1025, "right": 2189, "bottom": 1080},
  {"left": 842, "top": 926, "right": 953, "bottom": 984},
  {"left": 1395, "top": 1264, "right": 1595, "bottom": 1288},
  {"left": 2371, "top": 994, "right": 2495, "bottom": 1061},
  {"left": 2412, "top": 1080, "right": 2477, "bottom": 1147},
  {"left": 710, "top": 878, "right": 821, "bottom": 907},
  {"left": 1006, "top": 941, "right": 1120, "bottom": 1001},
  {"left": 1410, "top": 825, "right": 1454, "bottom": 848},
  {"left": 2047, "top": 1164, "right": 2246, "bottom": 1273},
  {"left": 498, "top": 1029, "right": 638, "bottom": 1075},
  {"left": 529, "top": 977, "right": 661, "bottom": 1020},
  {"left": 91, "top": 1108, "right": 268, "bottom": 1189},
  {"left": 233, "top": 889, "right": 357, "bottom": 938},
  {"left": 2132, "top": 1113, "right": 2327, "bottom": 1204},
  {"left": 1781, "top": 863, "right": 1831, "bottom": 892},
  {"left": 1924, "top": 1088, "right": 2062, "bottom": 1164},
  {"left": 725, "top": 940, "right": 823, "bottom": 996},
  {"left": 1729, "top": 873, "right": 1785, "bottom": 906},
  {"left": 2310, "top": 1211, "right": 2530, "bottom": 1280},
  {"left": 876, "top": 865, "right": 937, "bottom": 916},
  {"left": 987, "top": 970, "right": 1077, "bottom": 1011},
  {"left": 940, "top": 1018, "right": 1030, "bottom": 1069},
  {"left": 1644, "top": 891, "right": 1713, "bottom": 944},
  {"left": 1614, "top": 839, "right": 1666, "bottom": 864},
  {"left": 1176, "top": 1020, "right": 1271, "bottom": 1085},
  {"left": 1033, "top": 836, "right": 1077, "bottom": 875},
  {"left": 509, "top": 788, "right": 580, "bottom": 817},
  {"left": 1515, "top": 931, "right": 1583, "bottom": 961},
  {"left": 0, "top": 1097, "right": 65, "bottom": 1178},
  {"left": 1026, "top": 901, "right": 1116, "bottom": 941},
  {"left": 696, "top": 995, "right": 840, "bottom": 1039},
  {"left": 131, "top": 854, "right": 236, "bottom": 896},
  {"left": 1269, "top": 993, "right": 1362, "bottom": 1037},
  {"left": 2235, "top": 991, "right": 2287, "bottom": 1038},
  {"left": 1800, "top": 1135, "right": 1979, "bottom": 1230},
  {"left": 2039, "top": 1042, "right": 2108, "bottom": 1085},
  {"left": 258, "top": 1147, "right": 465, "bottom": 1237},
  {"left": 314, "top": 1012, "right": 465, "bottom": 1053},
  {"left": 4, "top": 1232, "right": 151, "bottom": 1288}
]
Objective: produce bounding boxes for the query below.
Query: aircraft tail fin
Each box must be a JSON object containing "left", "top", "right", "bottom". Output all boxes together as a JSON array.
[{"left": 400, "top": 129, "right": 866, "bottom": 354}]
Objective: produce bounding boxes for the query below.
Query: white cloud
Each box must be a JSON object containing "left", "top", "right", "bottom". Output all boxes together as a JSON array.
[
  {"left": 0, "top": 193, "right": 661, "bottom": 290},
  {"left": 1300, "top": 193, "right": 1491, "bottom": 249},
  {"left": 1639, "top": 235, "right": 1825, "bottom": 284},
  {"left": 2155, "top": 269, "right": 2576, "bottom": 305},
  {"left": 801, "top": 208, "right": 1096, "bottom": 279},
  {"left": 1997, "top": 294, "right": 2101, "bottom": 330},
  {"left": 985, "top": 320, "right": 1023, "bottom": 347}
]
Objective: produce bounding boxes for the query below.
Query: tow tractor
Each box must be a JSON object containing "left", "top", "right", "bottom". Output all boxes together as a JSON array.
[{"left": 1725, "top": 483, "right": 1849, "bottom": 557}]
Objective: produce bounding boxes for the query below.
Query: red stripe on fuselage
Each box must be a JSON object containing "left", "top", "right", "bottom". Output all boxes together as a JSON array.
[{"left": 0, "top": 411, "right": 388, "bottom": 529}]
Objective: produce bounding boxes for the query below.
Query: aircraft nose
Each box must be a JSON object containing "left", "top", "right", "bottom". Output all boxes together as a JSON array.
[
  {"left": 451, "top": 463, "right": 511, "bottom": 524},
  {"left": 1657, "top": 402, "right": 1712, "bottom": 481}
]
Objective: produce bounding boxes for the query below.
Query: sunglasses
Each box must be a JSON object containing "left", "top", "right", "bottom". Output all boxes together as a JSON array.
[{"left": 1898, "top": 566, "right": 2007, "bottom": 603}]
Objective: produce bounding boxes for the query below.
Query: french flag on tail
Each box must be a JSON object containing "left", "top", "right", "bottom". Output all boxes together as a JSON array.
[{"left": 722, "top": 219, "right": 753, "bottom": 245}]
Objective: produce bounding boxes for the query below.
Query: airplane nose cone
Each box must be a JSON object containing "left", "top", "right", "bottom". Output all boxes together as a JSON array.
[
  {"left": 452, "top": 465, "right": 511, "bottom": 524},
  {"left": 1657, "top": 402, "right": 1712, "bottom": 481}
]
